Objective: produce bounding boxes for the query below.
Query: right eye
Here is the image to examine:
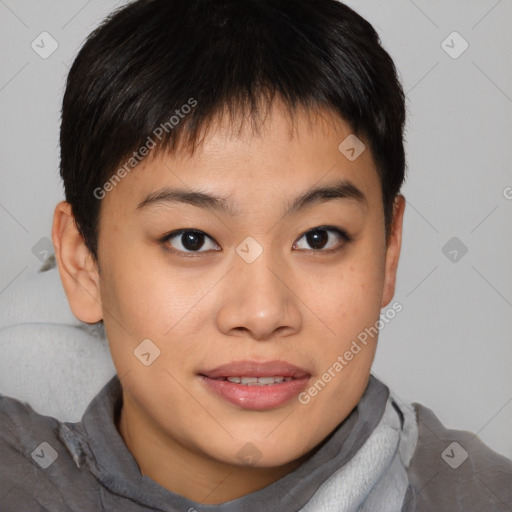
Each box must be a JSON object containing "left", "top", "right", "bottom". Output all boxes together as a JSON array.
[{"left": 161, "top": 229, "right": 221, "bottom": 256}]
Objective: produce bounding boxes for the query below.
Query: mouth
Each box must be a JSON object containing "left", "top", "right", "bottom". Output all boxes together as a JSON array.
[{"left": 199, "top": 360, "right": 311, "bottom": 410}]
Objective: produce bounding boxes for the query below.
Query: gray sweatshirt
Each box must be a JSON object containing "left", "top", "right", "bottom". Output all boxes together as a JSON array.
[{"left": 1, "top": 374, "right": 511, "bottom": 511}]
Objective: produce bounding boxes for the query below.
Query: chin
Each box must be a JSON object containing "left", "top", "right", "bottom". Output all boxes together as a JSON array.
[{"left": 217, "top": 435, "right": 314, "bottom": 469}]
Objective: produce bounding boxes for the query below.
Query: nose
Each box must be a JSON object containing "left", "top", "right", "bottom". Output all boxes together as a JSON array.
[{"left": 215, "top": 249, "right": 302, "bottom": 341}]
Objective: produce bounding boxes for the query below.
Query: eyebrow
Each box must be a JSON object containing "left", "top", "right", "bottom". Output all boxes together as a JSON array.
[{"left": 136, "top": 178, "right": 367, "bottom": 217}]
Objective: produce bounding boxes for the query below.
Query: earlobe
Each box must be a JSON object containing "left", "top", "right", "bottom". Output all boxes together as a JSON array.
[
  {"left": 381, "top": 194, "right": 406, "bottom": 308},
  {"left": 51, "top": 201, "right": 103, "bottom": 324}
]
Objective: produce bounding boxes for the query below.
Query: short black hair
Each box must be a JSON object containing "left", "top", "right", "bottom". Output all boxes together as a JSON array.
[{"left": 60, "top": 0, "right": 407, "bottom": 258}]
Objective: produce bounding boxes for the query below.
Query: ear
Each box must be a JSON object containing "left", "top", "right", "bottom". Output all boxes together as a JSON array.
[
  {"left": 51, "top": 201, "right": 103, "bottom": 323},
  {"left": 381, "top": 194, "right": 406, "bottom": 308}
]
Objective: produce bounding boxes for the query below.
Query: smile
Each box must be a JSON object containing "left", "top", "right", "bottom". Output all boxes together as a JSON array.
[{"left": 199, "top": 360, "right": 311, "bottom": 409}]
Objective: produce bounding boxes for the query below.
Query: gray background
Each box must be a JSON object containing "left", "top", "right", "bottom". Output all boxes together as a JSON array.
[{"left": 0, "top": 0, "right": 511, "bottom": 459}]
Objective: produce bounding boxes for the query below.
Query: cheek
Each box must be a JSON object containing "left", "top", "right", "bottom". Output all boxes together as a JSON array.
[
  {"left": 293, "top": 249, "right": 386, "bottom": 437},
  {"left": 98, "top": 247, "right": 217, "bottom": 369},
  {"left": 99, "top": 237, "right": 183, "bottom": 325},
  {"left": 316, "top": 248, "right": 386, "bottom": 341}
]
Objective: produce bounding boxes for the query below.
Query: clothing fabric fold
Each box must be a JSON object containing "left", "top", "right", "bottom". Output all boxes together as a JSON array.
[
  {"left": 59, "top": 373, "right": 408, "bottom": 511},
  {"left": 2, "top": 369, "right": 510, "bottom": 511}
]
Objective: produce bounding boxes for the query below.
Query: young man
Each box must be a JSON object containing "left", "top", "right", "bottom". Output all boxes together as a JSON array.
[{"left": 0, "top": 0, "right": 511, "bottom": 510}]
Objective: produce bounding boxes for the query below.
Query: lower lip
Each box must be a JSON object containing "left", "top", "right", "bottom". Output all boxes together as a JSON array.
[{"left": 200, "top": 376, "right": 310, "bottom": 410}]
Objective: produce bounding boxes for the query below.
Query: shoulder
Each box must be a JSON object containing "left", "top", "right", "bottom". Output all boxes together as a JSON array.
[
  {"left": 0, "top": 394, "right": 99, "bottom": 511},
  {"left": 402, "top": 402, "right": 512, "bottom": 512},
  {"left": 0, "top": 393, "right": 60, "bottom": 453}
]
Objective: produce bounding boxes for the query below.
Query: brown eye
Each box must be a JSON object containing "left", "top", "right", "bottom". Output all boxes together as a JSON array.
[
  {"left": 163, "top": 229, "right": 220, "bottom": 254},
  {"left": 293, "top": 226, "right": 351, "bottom": 252},
  {"left": 305, "top": 229, "right": 329, "bottom": 249}
]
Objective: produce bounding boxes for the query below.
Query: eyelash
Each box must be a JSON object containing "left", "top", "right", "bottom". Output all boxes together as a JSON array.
[{"left": 159, "top": 226, "right": 352, "bottom": 258}]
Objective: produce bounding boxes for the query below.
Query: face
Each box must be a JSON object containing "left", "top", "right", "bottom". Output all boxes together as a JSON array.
[{"left": 55, "top": 100, "right": 404, "bottom": 493}]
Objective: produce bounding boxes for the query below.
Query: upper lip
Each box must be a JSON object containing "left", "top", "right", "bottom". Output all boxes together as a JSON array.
[{"left": 200, "top": 360, "right": 311, "bottom": 379}]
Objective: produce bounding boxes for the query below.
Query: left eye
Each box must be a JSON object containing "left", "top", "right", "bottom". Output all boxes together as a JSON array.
[{"left": 293, "top": 226, "right": 350, "bottom": 252}]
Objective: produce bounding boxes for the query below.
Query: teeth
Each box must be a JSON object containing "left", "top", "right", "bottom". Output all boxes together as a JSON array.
[
  {"left": 257, "top": 377, "right": 280, "bottom": 385},
  {"left": 225, "top": 376, "right": 292, "bottom": 385}
]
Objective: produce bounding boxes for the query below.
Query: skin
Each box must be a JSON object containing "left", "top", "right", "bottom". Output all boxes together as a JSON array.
[{"left": 52, "top": 99, "right": 406, "bottom": 504}]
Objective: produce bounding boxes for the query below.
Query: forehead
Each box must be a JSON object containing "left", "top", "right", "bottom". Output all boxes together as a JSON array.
[{"left": 102, "top": 101, "right": 380, "bottom": 217}]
